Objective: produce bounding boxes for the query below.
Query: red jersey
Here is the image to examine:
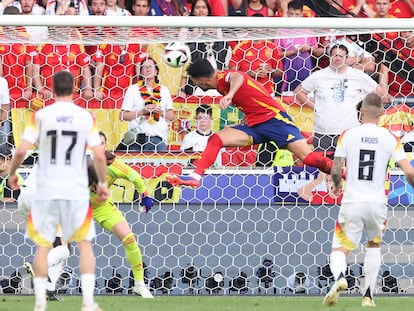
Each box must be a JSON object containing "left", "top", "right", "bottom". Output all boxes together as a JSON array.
[
  {"left": 247, "top": 5, "right": 272, "bottom": 16},
  {"left": 229, "top": 40, "right": 282, "bottom": 94},
  {"left": 34, "top": 43, "right": 89, "bottom": 90},
  {"left": 0, "top": 43, "right": 36, "bottom": 97},
  {"left": 215, "top": 70, "right": 286, "bottom": 126},
  {"left": 93, "top": 43, "right": 146, "bottom": 96},
  {"left": 388, "top": 37, "right": 414, "bottom": 97}
]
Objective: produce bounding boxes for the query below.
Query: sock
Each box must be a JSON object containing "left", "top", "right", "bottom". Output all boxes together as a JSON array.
[
  {"left": 329, "top": 251, "right": 347, "bottom": 281},
  {"left": 47, "top": 245, "right": 70, "bottom": 290},
  {"left": 194, "top": 134, "right": 224, "bottom": 177},
  {"left": 363, "top": 248, "right": 381, "bottom": 298},
  {"left": 122, "top": 233, "right": 144, "bottom": 282},
  {"left": 303, "top": 151, "right": 333, "bottom": 174},
  {"left": 33, "top": 277, "right": 47, "bottom": 308},
  {"left": 81, "top": 273, "right": 95, "bottom": 306}
]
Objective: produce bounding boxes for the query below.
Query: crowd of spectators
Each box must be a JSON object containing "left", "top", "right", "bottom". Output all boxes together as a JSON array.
[{"left": 0, "top": 0, "right": 413, "bottom": 159}]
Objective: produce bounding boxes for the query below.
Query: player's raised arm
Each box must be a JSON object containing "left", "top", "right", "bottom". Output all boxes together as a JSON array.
[{"left": 219, "top": 72, "right": 244, "bottom": 110}]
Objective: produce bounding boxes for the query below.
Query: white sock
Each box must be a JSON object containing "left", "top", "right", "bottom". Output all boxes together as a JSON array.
[
  {"left": 47, "top": 245, "right": 70, "bottom": 288},
  {"left": 189, "top": 173, "right": 201, "bottom": 180},
  {"left": 363, "top": 248, "right": 381, "bottom": 298},
  {"left": 33, "top": 277, "right": 47, "bottom": 308},
  {"left": 135, "top": 280, "right": 145, "bottom": 287},
  {"left": 329, "top": 251, "right": 347, "bottom": 281},
  {"left": 81, "top": 273, "right": 95, "bottom": 306}
]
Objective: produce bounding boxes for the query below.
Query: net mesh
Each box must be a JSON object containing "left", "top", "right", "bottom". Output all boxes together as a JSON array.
[{"left": 1, "top": 17, "right": 413, "bottom": 296}]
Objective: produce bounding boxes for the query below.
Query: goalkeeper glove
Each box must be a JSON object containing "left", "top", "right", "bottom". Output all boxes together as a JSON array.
[{"left": 139, "top": 194, "right": 154, "bottom": 213}]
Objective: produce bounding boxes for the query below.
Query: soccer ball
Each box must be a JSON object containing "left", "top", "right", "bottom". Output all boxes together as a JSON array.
[{"left": 163, "top": 42, "right": 191, "bottom": 68}]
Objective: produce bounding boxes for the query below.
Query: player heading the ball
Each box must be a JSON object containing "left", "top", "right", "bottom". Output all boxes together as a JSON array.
[{"left": 167, "top": 59, "right": 336, "bottom": 189}]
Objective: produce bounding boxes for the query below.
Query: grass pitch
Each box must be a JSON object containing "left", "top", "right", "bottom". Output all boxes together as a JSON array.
[{"left": 1, "top": 295, "right": 414, "bottom": 311}]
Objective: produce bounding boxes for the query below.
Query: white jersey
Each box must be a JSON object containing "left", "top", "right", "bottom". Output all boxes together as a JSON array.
[
  {"left": 121, "top": 83, "right": 173, "bottom": 143},
  {"left": 335, "top": 123, "right": 407, "bottom": 203},
  {"left": 21, "top": 101, "right": 101, "bottom": 200},
  {"left": 0, "top": 76, "right": 10, "bottom": 106},
  {"left": 180, "top": 130, "right": 213, "bottom": 152},
  {"left": 301, "top": 66, "right": 378, "bottom": 135}
]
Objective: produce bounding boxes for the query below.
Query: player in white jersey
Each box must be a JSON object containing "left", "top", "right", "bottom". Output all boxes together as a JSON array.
[
  {"left": 323, "top": 93, "right": 414, "bottom": 308},
  {"left": 8, "top": 71, "right": 109, "bottom": 311}
]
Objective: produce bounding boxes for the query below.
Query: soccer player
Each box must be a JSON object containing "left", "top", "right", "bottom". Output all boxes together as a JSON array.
[
  {"left": 324, "top": 93, "right": 414, "bottom": 307},
  {"left": 166, "top": 59, "right": 336, "bottom": 188},
  {"left": 90, "top": 131, "right": 154, "bottom": 298},
  {"left": 7, "top": 71, "right": 109, "bottom": 311},
  {"left": 19, "top": 162, "right": 71, "bottom": 301}
]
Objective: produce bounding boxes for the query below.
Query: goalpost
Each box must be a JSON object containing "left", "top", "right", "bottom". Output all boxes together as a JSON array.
[{"left": 1, "top": 16, "right": 413, "bottom": 296}]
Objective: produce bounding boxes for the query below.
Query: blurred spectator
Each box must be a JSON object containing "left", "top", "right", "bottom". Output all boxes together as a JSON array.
[
  {"left": 186, "top": 0, "right": 227, "bottom": 15},
  {"left": 180, "top": 104, "right": 223, "bottom": 166},
  {"left": 0, "top": 0, "right": 45, "bottom": 15},
  {"left": 246, "top": 0, "right": 274, "bottom": 16},
  {"left": 106, "top": 0, "right": 132, "bottom": 15},
  {"left": 132, "top": 0, "right": 151, "bottom": 15},
  {"left": 0, "top": 75, "right": 10, "bottom": 146},
  {"left": 275, "top": 0, "right": 324, "bottom": 93},
  {"left": 45, "top": 0, "right": 89, "bottom": 15},
  {"left": 129, "top": 0, "right": 161, "bottom": 41},
  {"left": 179, "top": 0, "right": 230, "bottom": 96},
  {"left": 294, "top": 44, "right": 386, "bottom": 157},
  {"left": 118, "top": 57, "right": 175, "bottom": 152},
  {"left": 33, "top": 38, "right": 93, "bottom": 100},
  {"left": 228, "top": 0, "right": 245, "bottom": 15},
  {"left": 93, "top": 42, "right": 146, "bottom": 102},
  {"left": 150, "top": 0, "right": 189, "bottom": 16},
  {"left": 90, "top": 0, "right": 106, "bottom": 14},
  {"left": 330, "top": 35, "right": 377, "bottom": 74},
  {"left": 276, "top": 0, "right": 315, "bottom": 17},
  {"left": 362, "top": 0, "right": 413, "bottom": 18},
  {"left": 230, "top": 38, "right": 283, "bottom": 96},
  {"left": 180, "top": 104, "right": 214, "bottom": 152}
]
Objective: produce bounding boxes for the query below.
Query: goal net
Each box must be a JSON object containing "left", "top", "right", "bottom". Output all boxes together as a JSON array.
[{"left": 1, "top": 16, "right": 413, "bottom": 296}]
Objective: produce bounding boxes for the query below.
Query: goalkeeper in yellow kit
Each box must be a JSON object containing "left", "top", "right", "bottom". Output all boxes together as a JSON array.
[{"left": 90, "top": 131, "right": 154, "bottom": 298}]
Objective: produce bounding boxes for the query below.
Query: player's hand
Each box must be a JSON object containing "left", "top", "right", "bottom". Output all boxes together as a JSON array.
[
  {"left": 7, "top": 174, "right": 20, "bottom": 190},
  {"left": 139, "top": 195, "right": 154, "bottom": 213},
  {"left": 95, "top": 90, "right": 105, "bottom": 101},
  {"left": 96, "top": 185, "right": 109, "bottom": 202},
  {"left": 219, "top": 95, "right": 232, "bottom": 110},
  {"left": 39, "top": 88, "right": 52, "bottom": 100}
]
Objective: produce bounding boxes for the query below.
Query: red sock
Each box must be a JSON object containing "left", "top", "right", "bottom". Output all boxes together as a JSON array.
[
  {"left": 194, "top": 134, "right": 224, "bottom": 176},
  {"left": 303, "top": 151, "right": 333, "bottom": 174}
]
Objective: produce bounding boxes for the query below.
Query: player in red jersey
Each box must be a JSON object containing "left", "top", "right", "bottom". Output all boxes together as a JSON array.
[{"left": 167, "top": 59, "right": 336, "bottom": 188}]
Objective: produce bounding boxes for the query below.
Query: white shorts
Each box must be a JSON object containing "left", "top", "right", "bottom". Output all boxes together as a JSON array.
[
  {"left": 26, "top": 199, "right": 95, "bottom": 246},
  {"left": 17, "top": 186, "right": 34, "bottom": 219},
  {"left": 18, "top": 187, "right": 63, "bottom": 238},
  {"left": 332, "top": 201, "right": 387, "bottom": 250}
]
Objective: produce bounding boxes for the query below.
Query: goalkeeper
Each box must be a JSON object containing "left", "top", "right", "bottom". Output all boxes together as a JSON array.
[{"left": 90, "top": 131, "right": 154, "bottom": 298}]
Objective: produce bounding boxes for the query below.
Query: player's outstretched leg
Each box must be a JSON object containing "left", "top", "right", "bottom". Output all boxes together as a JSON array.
[
  {"left": 166, "top": 174, "right": 200, "bottom": 188},
  {"left": 167, "top": 133, "right": 224, "bottom": 188},
  {"left": 322, "top": 276, "right": 348, "bottom": 306},
  {"left": 121, "top": 233, "right": 153, "bottom": 299}
]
